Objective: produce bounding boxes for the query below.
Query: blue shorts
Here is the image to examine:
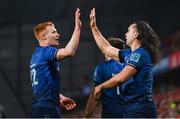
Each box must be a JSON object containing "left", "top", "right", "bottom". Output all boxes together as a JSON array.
[
  {"left": 30, "top": 105, "right": 61, "bottom": 118},
  {"left": 123, "top": 101, "right": 157, "bottom": 118}
]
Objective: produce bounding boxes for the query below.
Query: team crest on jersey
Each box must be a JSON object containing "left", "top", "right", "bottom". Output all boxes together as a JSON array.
[{"left": 130, "top": 53, "right": 141, "bottom": 62}]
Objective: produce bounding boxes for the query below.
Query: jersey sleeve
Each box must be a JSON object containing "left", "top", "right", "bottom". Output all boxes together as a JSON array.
[
  {"left": 127, "top": 51, "right": 144, "bottom": 71},
  {"left": 92, "top": 65, "right": 103, "bottom": 86},
  {"left": 44, "top": 46, "right": 58, "bottom": 61}
]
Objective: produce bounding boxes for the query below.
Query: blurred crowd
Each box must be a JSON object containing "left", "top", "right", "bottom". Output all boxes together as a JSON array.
[
  {"left": 154, "top": 87, "right": 180, "bottom": 118},
  {"left": 161, "top": 30, "right": 180, "bottom": 57}
]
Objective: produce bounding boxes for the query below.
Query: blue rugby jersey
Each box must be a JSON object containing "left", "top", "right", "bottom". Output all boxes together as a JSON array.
[
  {"left": 93, "top": 59, "right": 124, "bottom": 117},
  {"left": 118, "top": 47, "right": 154, "bottom": 103},
  {"left": 30, "top": 46, "right": 60, "bottom": 106}
]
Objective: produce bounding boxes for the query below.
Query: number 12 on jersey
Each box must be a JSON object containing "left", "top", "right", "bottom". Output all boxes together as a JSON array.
[{"left": 30, "top": 69, "right": 38, "bottom": 86}]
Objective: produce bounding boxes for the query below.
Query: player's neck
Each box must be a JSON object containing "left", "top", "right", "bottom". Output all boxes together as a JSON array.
[
  {"left": 130, "top": 39, "right": 141, "bottom": 52},
  {"left": 39, "top": 40, "right": 49, "bottom": 47}
]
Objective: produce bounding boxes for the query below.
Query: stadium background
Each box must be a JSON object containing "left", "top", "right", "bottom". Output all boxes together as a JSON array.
[{"left": 0, "top": 0, "right": 179, "bottom": 117}]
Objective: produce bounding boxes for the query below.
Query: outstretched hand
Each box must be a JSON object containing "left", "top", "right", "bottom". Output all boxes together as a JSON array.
[
  {"left": 89, "top": 8, "right": 97, "bottom": 28},
  {"left": 75, "top": 8, "right": 81, "bottom": 29},
  {"left": 60, "top": 95, "right": 76, "bottom": 110}
]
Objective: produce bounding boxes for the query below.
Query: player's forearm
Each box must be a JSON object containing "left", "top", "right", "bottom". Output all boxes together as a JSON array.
[
  {"left": 101, "top": 66, "right": 135, "bottom": 89},
  {"left": 85, "top": 88, "right": 100, "bottom": 118},
  {"left": 85, "top": 95, "right": 96, "bottom": 117},
  {"left": 100, "top": 74, "right": 122, "bottom": 89},
  {"left": 65, "top": 28, "right": 81, "bottom": 56},
  {"left": 91, "top": 27, "right": 111, "bottom": 54}
]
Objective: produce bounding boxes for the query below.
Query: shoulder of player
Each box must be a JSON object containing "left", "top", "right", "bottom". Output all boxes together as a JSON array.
[
  {"left": 130, "top": 47, "right": 151, "bottom": 63},
  {"left": 93, "top": 61, "right": 109, "bottom": 73},
  {"left": 98, "top": 60, "right": 115, "bottom": 68},
  {"left": 132, "top": 47, "right": 148, "bottom": 56}
]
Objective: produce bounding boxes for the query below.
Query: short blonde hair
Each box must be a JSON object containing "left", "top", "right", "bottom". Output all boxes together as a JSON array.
[{"left": 33, "top": 21, "right": 54, "bottom": 40}]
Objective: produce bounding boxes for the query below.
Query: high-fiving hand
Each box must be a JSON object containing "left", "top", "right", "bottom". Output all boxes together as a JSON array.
[
  {"left": 75, "top": 8, "right": 81, "bottom": 29},
  {"left": 89, "top": 8, "right": 97, "bottom": 28}
]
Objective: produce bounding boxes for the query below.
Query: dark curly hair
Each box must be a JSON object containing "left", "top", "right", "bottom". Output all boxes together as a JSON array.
[{"left": 133, "top": 21, "right": 161, "bottom": 65}]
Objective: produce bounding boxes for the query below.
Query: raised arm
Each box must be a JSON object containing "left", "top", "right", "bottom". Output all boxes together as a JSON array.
[
  {"left": 90, "top": 8, "right": 119, "bottom": 61},
  {"left": 56, "top": 8, "right": 81, "bottom": 60}
]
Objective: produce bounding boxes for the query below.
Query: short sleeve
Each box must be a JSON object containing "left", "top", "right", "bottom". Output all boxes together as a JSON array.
[
  {"left": 128, "top": 52, "right": 144, "bottom": 70},
  {"left": 92, "top": 65, "right": 103, "bottom": 86},
  {"left": 44, "top": 47, "right": 58, "bottom": 61}
]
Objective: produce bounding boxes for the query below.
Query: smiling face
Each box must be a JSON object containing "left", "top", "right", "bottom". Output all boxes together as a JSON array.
[
  {"left": 125, "top": 23, "right": 138, "bottom": 47},
  {"left": 33, "top": 21, "right": 61, "bottom": 46},
  {"left": 43, "top": 26, "right": 60, "bottom": 46}
]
